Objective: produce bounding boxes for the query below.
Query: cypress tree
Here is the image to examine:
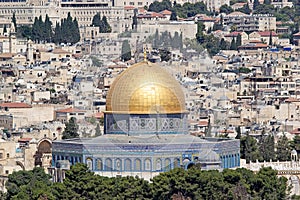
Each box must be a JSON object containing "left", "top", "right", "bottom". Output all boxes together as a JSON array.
[
  {"left": 12, "top": 12, "right": 17, "bottom": 31},
  {"left": 276, "top": 134, "right": 291, "bottom": 161},
  {"left": 230, "top": 37, "right": 237, "bottom": 50},
  {"left": 3, "top": 25, "right": 7, "bottom": 34},
  {"left": 44, "top": 14, "right": 53, "bottom": 43},
  {"left": 253, "top": 0, "right": 260, "bottom": 10},
  {"left": 53, "top": 22, "right": 61, "bottom": 44},
  {"left": 95, "top": 123, "right": 101, "bottom": 137},
  {"left": 220, "top": 38, "right": 228, "bottom": 50},
  {"left": 170, "top": 10, "right": 178, "bottom": 21},
  {"left": 101, "top": 16, "right": 111, "bottom": 33},
  {"left": 132, "top": 9, "right": 138, "bottom": 30},
  {"left": 269, "top": 31, "right": 272, "bottom": 46},
  {"left": 72, "top": 18, "right": 80, "bottom": 44},
  {"left": 121, "top": 40, "right": 131, "bottom": 61},
  {"left": 236, "top": 33, "right": 242, "bottom": 47},
  {"left": 32, "top": 17, "right": 40, "bottom": 42},
  {"left": 153, "top": 29, "right": 159, "bottom": 48},
  {"left": 91, "top": 13, "right": 101, "bottom": 27},
  {"left": 62, "top": 117, "right": 79, "bottom": 139}
]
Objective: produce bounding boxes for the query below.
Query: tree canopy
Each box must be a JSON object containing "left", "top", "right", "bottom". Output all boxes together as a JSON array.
[
  {"left": 121, "top": 40, "right": 132, "bottom": 61},
  {"left": 62, "top": 117, "right": 79, "bottom": 139},
  {"left": 3, "top": 164, "right": 289, "bottom": 200}
]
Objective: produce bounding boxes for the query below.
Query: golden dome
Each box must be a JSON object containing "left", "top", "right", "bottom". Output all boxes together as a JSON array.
[{"left": 106, "top": 61, "right": 186, "bottom": 114}]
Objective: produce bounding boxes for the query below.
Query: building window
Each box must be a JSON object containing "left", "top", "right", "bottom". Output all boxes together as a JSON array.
[
  {"left": 105, "top": 158, "right": 112, "bottom": 171},
  {"left": 165, "top": 158, "right": 171, "bottom": 171},
  {"left": 135, "top": 159, "right": 141, "bottom": 171},
  {"left": 96, "top": 159, "right": 102, "bottom": 170},
  {"left": 6, "top": 153, "right": 9, "bottom": 158},
  {"left": 86, "top": 158, "right": 93, "bottom": 170},
  {"left": 144, "top": 159, "right": 151, "bottom": 171},
  {"left": 115, "top": 159, "right": 122, "bottom": 171},
  {"left": 124, "top": 158, "right": 131, "bottom": 171},
  {"left": 156, "top": 159, "right": 162, "bottom": 171},
  {"left": 173, "top": 158, "right": 180, "bottom": 168}
]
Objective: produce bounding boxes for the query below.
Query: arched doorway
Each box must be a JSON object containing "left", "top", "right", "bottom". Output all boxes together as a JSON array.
[{"left": 35, "top": 139, "right": 52, "bottom": 167}]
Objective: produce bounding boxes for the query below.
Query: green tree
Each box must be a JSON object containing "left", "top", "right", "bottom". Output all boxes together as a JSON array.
[
  {"left": 11, "top": 12, "right": 16, "bottom": 32},
  {"left": 3, "top": 25, "right": 7, "bottom": 34},
  {"left": 220, "top": 38, "right": 229, "bottom": 50},
  {"left": 235, "top": 126, "right": 241, "bottom": 139},
  {"left": 132, "top": 9, "right": 138, "bottom": 30},
  {"left": 276, "top": 134, "right": 291, "bottom": 161},
  {"left": 170, "top": 10, "right": 178, "bottom": 21},
  {"left": 44, "top": 14, "right": 53, "bottom": 42},
  {"left": 240, "top": 133, "right": 262, "bottom": 163},
  {"left": 196, "top": 21, "right": 205, "bottom": 43},
  {"left": 62, "top": 117, "right": 79, "bottom": 139},
  {"left": 121, "top": 40, "right": 131, "bottom": 61},
  {"left": 16, "top": 25, "right": 32, "bottom": 39},
  {"left": 230, "top": 37, "right": 237, "bottom": 50},
  {"left": 95, "top": 123, "right": 101, "bottom": 136},
  {"left": 263, "top": 0, "right": 271, "bottom": 5},
  {"left": 269, "top": 31, "right": 273, "bottom": 46},
  {"left": 219, "top": 4, "right": 234, "bottom": 14},
  {"left": 159, "top": 48, "right": 171, "bottom": 61},
  {"left": 236, "top": 33, "right": 242, "bottom": 47},
  {"left": 290, "top": 135, "right": 300, "bottom": 154},
  {"left": 237, "top": 3, "right": 251, "bottom": 14},
  {"left": 100, "top": 16, "right": 111, "bottom": 33},
  {"left": 259, "top": 134, "right": 275, "bottom": 161},
  {"left": 148, "top": 0, "right": 172, "bottom": 12},
  {"left": 253, "top": 0, "right": 260, "bottom": 10},
  {"left": 91, "top": 13, "right": 101, "bottom": 27},
  {"left": 71, "top": 18, "right": 80, "bottom": 43},
  {"left": 32, "top": 17, "right": 42, "bottom": 42},
  {"left": 6, "top": 167, "right": 53, "bottom": 200}
]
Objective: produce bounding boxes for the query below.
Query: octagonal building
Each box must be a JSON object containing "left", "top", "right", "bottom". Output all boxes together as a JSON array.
[{"left": 51, "top": 61, "right": 240, "bottom": 180}]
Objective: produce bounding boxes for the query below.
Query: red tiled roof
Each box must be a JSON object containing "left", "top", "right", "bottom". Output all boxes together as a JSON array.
[
  {"left": 258, "top": 31, "right": 277, "bottom": 37},
  {"left": 52, "top": 48, "right": 70, "bottom": 54},
  {"left": 0, "top": 102, "right": 31, "bottom": 108},
  {"left": 219, "top": 129, "right": 234, "bottom": 133},
  {"left": 0, "top": 53, "right": 14, "bottom": 58},
  {"left": 198, "top": 121, "right": 208, "bottom": 127},
  {"left": 225, "top": 31, "right": 242, "bottom": 37},
  {"left": 227, "top": 11, "right": 248, "bottom": 16},
  {"left": 18, "top": 138, "right": 32, "bottom": 142},
  {"left": 160, "top": 9, "right": 172, "bottom": 15},
  {"left": 285, "top": 97, "right": 300, "bottom": 102},
  {"left": 56, "top": 107, "right": 85, "bottom": 113},
  {"left": 138, "top": 12, "right": 166, "bottom": 19},
  {"left": 94, "top": 112, "right": 104, "bottom": 119},
  {"left": 124, "top": 6, "right": 135, "bottom": 10},
  {"left": 293, "top": 32, "right": 300, "bottom": 36}
]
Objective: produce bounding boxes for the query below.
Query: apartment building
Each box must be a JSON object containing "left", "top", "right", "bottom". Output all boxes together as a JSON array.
[{"left": 223, "top": 12, "right": 276, "bottom": 32}]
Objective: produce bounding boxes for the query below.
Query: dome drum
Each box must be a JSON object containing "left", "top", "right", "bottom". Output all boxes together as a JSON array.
[{"left": 104, "top": 113, "right": 188, "bottom": 135}]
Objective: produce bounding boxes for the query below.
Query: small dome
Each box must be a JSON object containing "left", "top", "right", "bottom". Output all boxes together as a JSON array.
[{"left": 106, "top": 61, "right": 186, "bottom": 114}]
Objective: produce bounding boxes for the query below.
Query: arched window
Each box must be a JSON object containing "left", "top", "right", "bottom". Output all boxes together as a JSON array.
[
  {"left": 156, "top": 159, "right": 162, "bottom": 171},
  {"left": 105, "top": 158, "right": 112, "bottom": 171},
  {"left": 173, "top": 158, "right": 180, "bottom": 168},
  {"left": 144, "top": 159, "right": 151, "bottom": 171},
  {"left": 135, "top": 159, "right": 141, "bottom": 171},
  {"left": 124, "top": 158, "right": 132, "bottom": 171},
  {"left": 96, "top": 159, "right": 102, "bottom": 171},
  {"left": 86, "top": 158, "right": 93, "bottom": 170},
  {"left": 165, "top": 158, "right": 171, "bottom": 171},
  {"left": 115, "top": 159, "right": 122, "bottom": 171}
]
